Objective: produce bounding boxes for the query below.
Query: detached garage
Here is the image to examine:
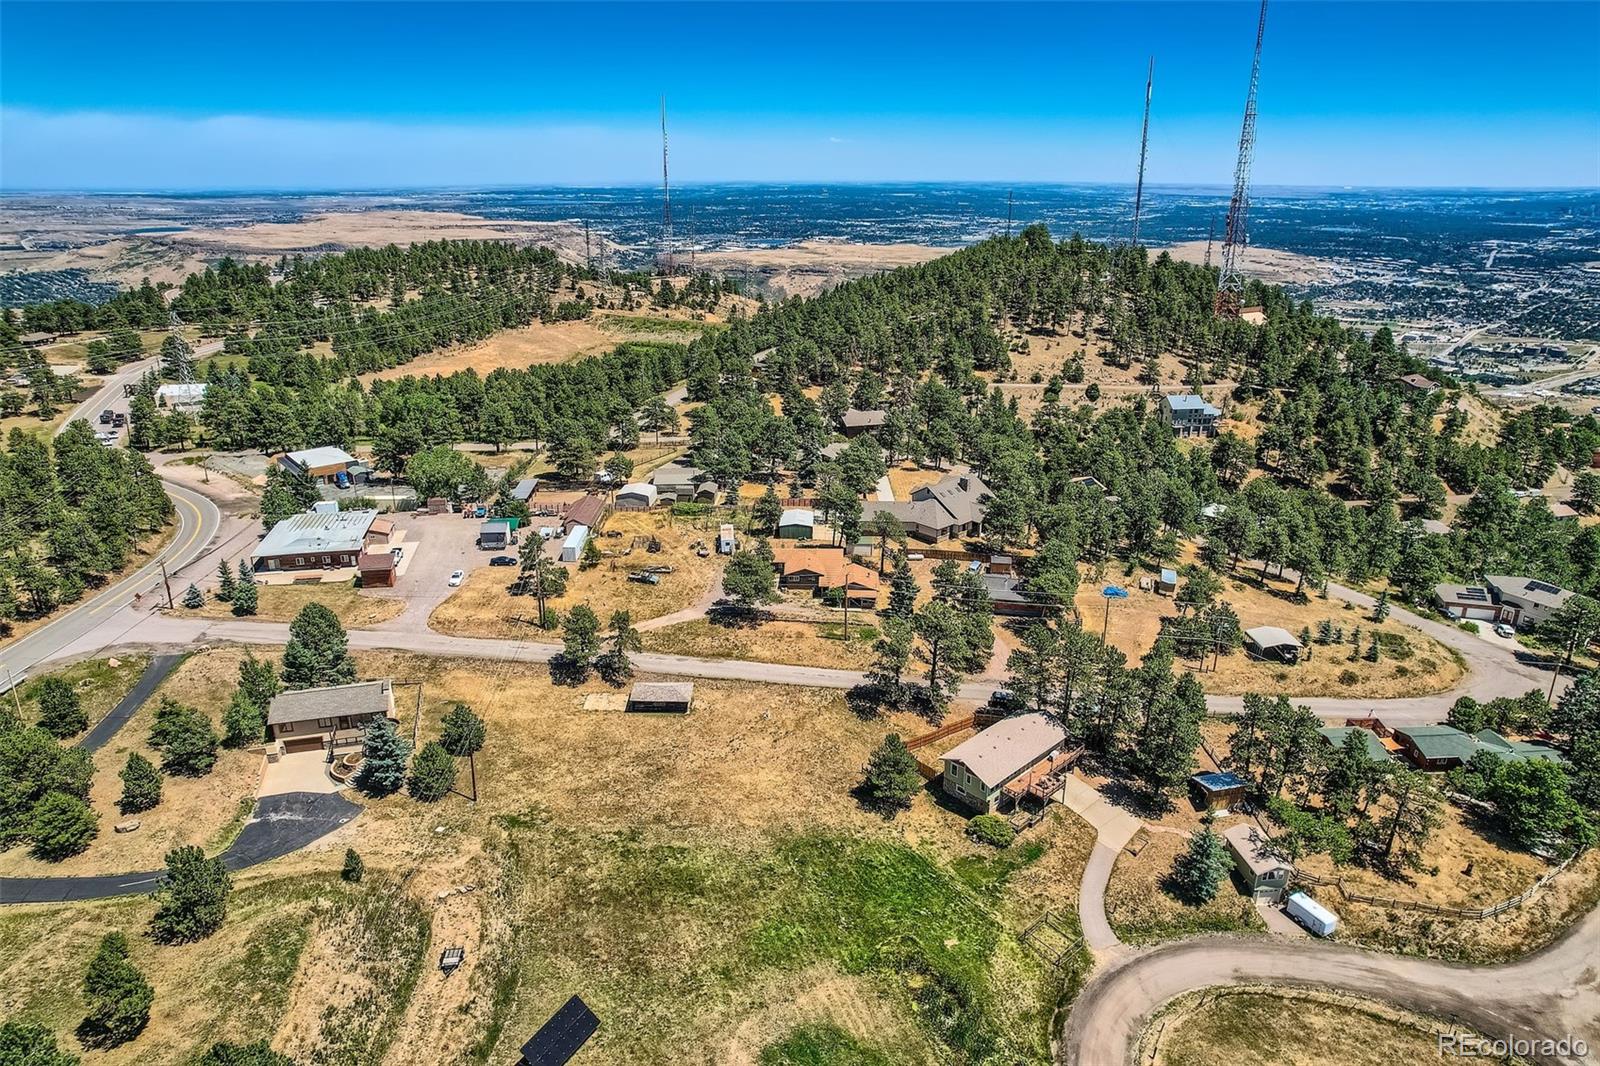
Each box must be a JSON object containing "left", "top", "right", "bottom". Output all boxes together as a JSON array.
[
  {"left": 1243, "top": 625, "right": 1302, "bottom": 664},
  {"left": 614, "top": 483, "right": 659, "bottom": 511}
]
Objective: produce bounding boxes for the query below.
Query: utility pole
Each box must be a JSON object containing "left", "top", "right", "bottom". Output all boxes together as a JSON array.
[
  {"left": 158, "top": 560, "right": 174, "bottom": 609},
  {"left": 3, "top": 666, "right": 21, "bottom": 721},
  {"left": 1131, "top": 56, "right": 1154, "bottom": 248},
  {"left": 1216, "top": 0, "right": 1268, "bottom": 317}
]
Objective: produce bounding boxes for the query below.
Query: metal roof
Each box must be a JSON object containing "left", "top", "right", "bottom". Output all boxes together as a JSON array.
[
  {"left": 1163, "top": 394, "right": 1221, "bottom": 415},
  {"left": 1244, "top": 625, "right": 1301, "bottom": 650},
  {"left": 941, "top": 713, "right": 1067, "bottom": 791},
  {"left": 1223, "top": 822, "right": 1291, "bottom": 879},
  {"left": 1191, "top": 771, "right": 1247, "bottom": 793},
  {"left": 283, "top": 445, "right": 356, "bottom": 470},
  {"left": 1484, "top": 575, "right": 1574, "bottom": 612},
  {"left": 254, "top": 509, "right": 378, "bottom": 558},
  {"left": 628, "top": 682, "right": 694, "bottom": 705},
  {"left": 779, "top": 508, "right": 814, "bottom": 527},
  {"left": 1317, "top": 726, "right": 1393, "bottom": 763}
]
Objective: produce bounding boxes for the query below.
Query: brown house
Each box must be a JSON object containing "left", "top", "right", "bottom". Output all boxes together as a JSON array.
[
  {"left": 267, "top": 679, "right": 397, "bottom": 754},
  {"left": 770, "top": 544, "right": 880, "bottom": 608},
  {"left": 358, "top": 551, "right": 397, "bottom": 588}
]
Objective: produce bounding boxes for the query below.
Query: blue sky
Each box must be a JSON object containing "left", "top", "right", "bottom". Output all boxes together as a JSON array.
[{"left": 2, "top": 1, "right": 1596, "bottom": 190}]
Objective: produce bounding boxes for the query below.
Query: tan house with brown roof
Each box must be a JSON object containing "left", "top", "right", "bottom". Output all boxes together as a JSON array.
[
  {"left": 770, "top": 544, "right": 880, "bottom": 607},
  {"left": 267, "top": 679, "right": 396, "bottom": 754}
]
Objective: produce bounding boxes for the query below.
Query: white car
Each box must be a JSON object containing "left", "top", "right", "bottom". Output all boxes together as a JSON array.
[
  {"left": 448, "top": 570, "right": 465, "bottom": 587},
  {"left": 1493, "top": 623, "right": 1516, "bottom": 639}
]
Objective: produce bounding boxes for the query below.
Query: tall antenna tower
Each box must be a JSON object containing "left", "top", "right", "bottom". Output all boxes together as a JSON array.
[
  {"left": 1204, "top": 214, "right": 1216, "bottom": 270},
  {"left": 660, "top": 95, "right": 673, "bottom": 273},
  {"left": 1216, "top": 0, "right": 1267, "bottom": 316},
  {"left": 1131, "top": 56, "right": 1154, "bottom": 247}
]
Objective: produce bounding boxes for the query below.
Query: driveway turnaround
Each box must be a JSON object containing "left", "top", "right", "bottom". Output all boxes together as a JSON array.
[
  {"left": 0, "top": 791, "right": 359, "bottom": 905},
  {"left": 77, "top": 654, "right": 184, "bottom": 754},
  {"left": 1061, "top": 902, "right": 1600, "bottom": 1066}
]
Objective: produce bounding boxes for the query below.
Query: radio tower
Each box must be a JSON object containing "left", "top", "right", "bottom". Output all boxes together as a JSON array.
[
  {"left": 1131, "top": 57, "right": 1154, "bottom": 247},
  {"left": 660, "top": 95, "right": 673, "bottom": 273},
  {"left": 1216, "top": 0, "right": 1267, "bottom": 317},
  {"left": 1204, "top": 213, "right": 1216, "bottom": 270}
]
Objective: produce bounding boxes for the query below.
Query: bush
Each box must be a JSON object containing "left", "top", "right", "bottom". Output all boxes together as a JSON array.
[
  {"left": 407, "top": 741, "right": 457, "bottom": 802},
  {"left": 341, "top": 847, "right": 364, "bottom": 883},
  {"left": 148, "top": 697, "right": 218, "bottom": 776},
  {"left": 30, "top": 790, "right": 99, "bottom": 860},
  {"left": 0, "top": 1021, "right": 77, "bottom": 1066},
  {"left": 221, "top": 692, "right": 264, "bottom": 749},
  {"left": 118, "top": 752, "right": 163, "bottom": 814},
  {"left": 1458, "top": 620, "right": 1480, "bottom": 634},
  {"left": 34, "top": 676, "right": 87, "bottom": 738},
  {"left": 1337, "top": 669, "right": 1360, "bottom": 687},
  {"left": 197, "top": 1040, "right": 296, "bottom": 1065},
  {"left": 965, "top": 814, "right": 1015, "bottom": 848},
  {"left": 439, "top": 703, "right": 486, "bottom": 756},
  {"left": 80, "top": 931, "right": 153, "bottom": 1047}
]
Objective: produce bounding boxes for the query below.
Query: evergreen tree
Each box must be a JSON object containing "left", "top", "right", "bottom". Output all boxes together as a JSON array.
[
  {"left": 281, "top": 603, "right": 356, "bottom": 688},
  {"left": 150, "top": 845, "right": 231, "bottom": 943},
  {"left": 159, "top": 333, "right": 194, "bottom": 381},
  {"left": 80, "top": 931, "right": 153, "bottom": 1047},
  {"left": 148, "top": 697, "right": 218, "bottom": 776},
  {"left": 221, "top": 692, "right": 263, "bottom": 748},
  {"left": 1367, "top": 633, "right": 1381, "bottom": 662},
  {"left": 751, "top": 483, "right": 783, "bottom": 534},
  {"left": 407, "top": 740, "right": 457, "bottom": 802},
  {"left": 560, "top": 604, "right": 601, "bottom": 667},
  {"left": 237, "top": 652, "right": 279, "bottom": 710},
  {"left": 353, "top": 717, "right": 411, "bottom": 797},
  {"left": 230, "top": 577, "right": 258, "bottom": 617},
  {"left": 865, "top": 617, "right": 914, "bottom": 708},
  {"left": 29, "top": 790, "right": 98, "bottom": 860},
  {"left": 1169, "top": 825, "right": 1233, "bottom": 904},
  {"left": 117, "top": 752, "right": 163, "bottom": 814},
  {"left": 0, "top": 1021, "right": 79, "bottom": 1066},
  {"left": 439, "top": 703, "right": 486, "bottom": 757},
  {"left": 1372, "top": 588, "right": 1391, "bottom": 622},
  {"left": 885, "top": 558, "right": 918, "bottom": 620},
  {"left": 182, "top": 583, "right": 204, "bottom": 609},
  {"left": 34, "top": 676, "right": 86, "bottom": 738},
  {"left": 721, "top": 550, "right": 777, "bottom": 616},
  {"left": 860, "top": 733, "right": 921, "bottom": 814},
  {"left": 216, "top": 560, "right": 236, "bottom": 602},
  {"left": 197, "top": 1041, "right": 295, "bottom": 1066},
  {"left": 341, "top": 847, "right": 364, "bottom": 883}
]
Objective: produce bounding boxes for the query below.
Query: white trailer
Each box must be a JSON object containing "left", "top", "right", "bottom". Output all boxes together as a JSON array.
[
  {"left": 1285, "top": 891, "right": 1338, "bottom": 937},
  {"left": 560, "top": 525, "right": 590, "bottom": 563}
]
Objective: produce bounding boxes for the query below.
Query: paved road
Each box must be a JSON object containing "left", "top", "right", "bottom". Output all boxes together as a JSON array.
[
  {"left": 1062, "top": 900, "right": 1600, "bottom": 1066},
  {"left": 76, "top": 653, "right": 183, "bottom": 754},
  {"left": 0, "top": 480, "right": 222, "bottom": 687},
  {"left": 0, "top": 791, "right": 359, "bottom": 904},
  {"left": 55, "top": 357, "right": 154, "bottom": 437}
]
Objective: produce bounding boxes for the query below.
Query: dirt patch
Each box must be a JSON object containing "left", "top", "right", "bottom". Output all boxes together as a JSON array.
[
  {"left": 696, "top": 241, "right": 950, "bottom": 299},
  {"left": 183, "top": 580, "right": 405, "bottom": 628}
]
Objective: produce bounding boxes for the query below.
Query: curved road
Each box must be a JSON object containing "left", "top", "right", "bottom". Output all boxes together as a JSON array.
[{"left": 1064, "top": 903, "right": 1600, "bottom": 1066}]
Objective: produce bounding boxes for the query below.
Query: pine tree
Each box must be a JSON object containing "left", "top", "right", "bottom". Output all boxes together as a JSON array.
[
  {"left": 150, "top": 845, "right": 230, "bottom": 943},
  {"left": 159, "top": 333, "right": 194, "bottom": 381},
  {"left": 182, "top": 583, "right": 204, "bottom": 609},
  {"left": 1367, "top": 633, "right": 1381, "bottom": 662},
  {"left": 341, "top": 847, "right": 364, "bottom": 883},
  {"left": 439, "top": 703, "right": 486, "bottom": 756},
  {"left": 407, "top": 740, "right": 457, "bottom": 801},
  {"left": 281, "top": 603, "right": 355, "bottom": 688},
  {"left": 886, "top": 558, "right": 918, "bottom": 620},
  {"left": 860, "top": 733, "right": 921, "bottom": 814},
  {"left": 1316, "top": 619, "right": 1333, "bottom": 644},
  {"left": 1373, "top": 588, "right": 1391, "bottom": 622},
  {"left": 353, "top": 717, "right": 411, "bottom": 797},
  {"left": 221, "top": 692, "right": 263, "bottom": 748},
  {"left": 231, "top": 577, "right": 258, "bottom": 617},
  {"left": 148, "top": 697, "right": 218, "bottom": 776},
  {"left": 80, "top": 931, "right": 153, "bottom": 1047},
  {"left": 34, "top": 676, "right": 86, "bottom": 738},
  {"left": 1169, "top": 825, "right": 1233, "bottom": 904},
  {"left": 0, "top": 1021, "right": 78, "bottom": 1066},
  {"left": 29, "top": 790, "right": 98, "bottom": 860},
  {"left": 118, "top": 752, "right": 163, "bottom": 814},
  {"left": 237, "top": 652, "right": 279, "bottom": 709},
  {"left": 216, "top": 561, "right": 236, "bottom": 602}
]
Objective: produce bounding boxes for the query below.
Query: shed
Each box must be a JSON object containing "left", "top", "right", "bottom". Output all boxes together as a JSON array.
[
  {"left": 1243, "top": 625, "right": 1302, "bottom": 664},
  {"left": 777, "top": 508, "right": 815, "bottom": 540},
  {"left": 1224, "top": 823, "right": 1293, "bottom": 903},
  {"left": 479, "top": 519, "right": 513, "bottom": 551},
  {"left": 1156, "top": 567, "right": 1178, "bottom": 595},
  {"left": 564, "top": 494, "right": 606, "bottom": 533},
  {"left": 1189, "top": 771, "right": 1249, "bottom": 812},
  {"left": 559, "top": 525, "right": 589, "bottom": 563},
  {"left": 626, "top": 682, "right": 693, "bottom": 714},
  {"left": 311, "top": 500, "right": 339, "bottom": 515},
  {"left": 613, "top": 483, "right": 659, "bottom": 511},
  {"left": 511, "top": 478, "right": 540, "bottom": 502},
  {"left": 357, "top": 551, "right": 397, "bottom": 588},
  {"left": 717, "top": 524, "right": 736, "bottom": 555}
]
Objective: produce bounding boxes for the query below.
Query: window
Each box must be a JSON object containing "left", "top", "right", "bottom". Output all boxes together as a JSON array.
[
  {"left": 280, "top": 722, "right": 293, "bottom": 733},
  {"left": 317, "top": 717, "right": 333, "bottom": 728},
  {"left": 294, "top": 557, "right": 305, "bottom": 566}
]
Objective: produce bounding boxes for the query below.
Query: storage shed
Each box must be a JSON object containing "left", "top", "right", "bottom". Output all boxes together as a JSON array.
[
  {"left": 1189, "top": 770, "right": 1249, "bottom": 812},
  {"left": 357, "top": 551, "right": 397, "bottom": 588},
  {"left": 1157, "top": 567, "right": 1178, "bottom": 595},
  {"left": 777, "top": 508, "right": 815, "bottom": 540},
  {"left": 1243, "top": 625, "right": 1302, "bottom": 664},
  {"left": 626, "top": 682, "right": 694, "bottom": 714},
  {"left": 613, "top": 483, "right": 659, "bottom": 511},
  {"left": 559, "top": 525, "right": 590, "bottom": 563},
  {"left": 479, "top": 519, "right": 513, "bottom": 551},
  {"left": 1223, "top": 822, "right": 1293, "bottom": 903}
]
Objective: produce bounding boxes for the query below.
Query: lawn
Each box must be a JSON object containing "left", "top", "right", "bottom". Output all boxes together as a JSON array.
[
  {"left": 182, "top": 578, "right": 406, "bottom": 628},
  {"left": 16, "top": 654, "right": 150, "bottom": 735},
  {"left": 1143, "top": 986, "right": 1526, "bottom": 1066},
  {"left": 3, "top": 647, "right": 1099, "bottom": 1064},
  {"left": 0, "top": 649, "right": 261, "bottom": 878}
]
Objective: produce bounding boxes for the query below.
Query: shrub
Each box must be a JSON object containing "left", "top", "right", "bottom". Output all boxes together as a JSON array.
[
  {"left": 0, "top": 1021, "right": 77, "bottom": 1066},
  {"left": 341, "top": 847, "right": 364, "bottom": 883},
  {"left": 1337, "top": 669, "right": 1360, "bottom": 687},
  {"left": 197, "top": 1040, "right": 296, "bottom": 1065},
  {"left": 221, "top": 692, "right": 264, "bottom": 749},
  {"left": 148, "top": 697, "right": 218, "bottom": 776},
  {"left": 407, "top": 741, "right": 457, "bottom": 802},
  {"left": 965, "top": 814, "right": 1015, "bottom": 848},
  {"left": 118, "top": 752, "right": 163, "bottom": 814}
]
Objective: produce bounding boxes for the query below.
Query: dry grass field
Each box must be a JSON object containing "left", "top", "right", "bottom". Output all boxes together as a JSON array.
[
  {"left": 183, "top": 579, "right": 406, "bottom": 627},
  {"left": 0, "top": 650, "right": 260, "bottom": 878},
  {"left": 430, "top": 509, "right": 723, "bottom": 639},
  {"left": 2, "top": 647, "right": 1096, "bottom": 1064},
  {"left": 1103, "top": 827, "right": 1265, "bottom": 944},
  {"left": 641, "top": 618, "right": 878, "bottom": 671},
  {"left": 16, "top": 654, "right": 149, "bottom": 735}
]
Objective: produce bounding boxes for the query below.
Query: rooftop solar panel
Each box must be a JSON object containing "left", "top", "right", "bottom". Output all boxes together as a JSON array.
[
  {"left": 1458, "top": 588, "right": 1488, "bottom": 602},
  {"left": 1528, "top": 581, "right": 1561, "bottom": 595},
  {"left": 521, "top": 996, "right": 599, "bottom": 1066}
]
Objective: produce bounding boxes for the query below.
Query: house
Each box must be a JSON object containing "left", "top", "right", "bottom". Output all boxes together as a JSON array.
[
  {"left": 1399, "top": 373, "right": 1439, "bottom": 395},
  {"left": 940, "top": 712, "right": 1070, "bottom": 813},
  {"left": 1189, "top": 771, "right": 1250, "bottom": 812},
  {"left": 1433, "top": 582, "right": 1504, "bottom": 623},
  {"left": 155, "top": 383, "right": 208, "bottom": 410},
  {"left": 1223, "top": 822, "right": 1293, "bottom": 903},
  {"left": 563, "top": 494, "right": 606, "bottom": 534},
  {"left": 820, "top": 441, "right": 849, "bottom": 460},
  {"left": 1158, "top": 394, "right": 1222, "bottom": 438},
  {"left": 613, "top": 483, "right": 658, "bottom": 511},
  {"left": 770, "top": 544, "right": 880, "bottom": 607},
  {"left": 649, "top": 460, "right": 719, "bottom": 503},
  {"left": 252, "top": 509, "right": 383, "bottom": 573},
  {"left": 1157, "top": 568, "right": 1178, "bottom": 595},
  {"left": 777, "top": 508, "right": 815, "bottom": 540},
  {"left": 357, "top": 551, "right": 398, "bottom": 588},
  {"left": 841, "top": 408, "right": 888, "bottom": 437},
  {"left": 479, "top": 519, "right": 513, "bottom": 551},
  {"left": 1473, "top": 729, "right": 1567, "bottom": 766},
  {"left": 510, "top": 478, "right": 540, "bottom": 502},
  {"left": 875, "top": 472, "right": 992, "bottom": 543},
  {"left": 560, "top": 525, "right": 589, "bottom": 563},
  {"left": 1316, "top": 726, "right": 1394, "bottom": 765},
  {"left": 278, "top": 446, "right": 362, "bottom": 485},
  {"left": 266, "top": 679, "right": 396, "bottom": 755},
  {"left": 717, "top": 524, "right": 736, "bottom": 555},
  {"left": 980, "top": 573, "right": 1052, "bottom": 617},
  {"left": 1243, "top": 625, "right": 1302, "bottom": 664},
  {"left": 626, "top": 681, "right": 693, "bottom": 714},
  {"left": 1483, "top": 575, "right": 1574, "bottom": 627}
]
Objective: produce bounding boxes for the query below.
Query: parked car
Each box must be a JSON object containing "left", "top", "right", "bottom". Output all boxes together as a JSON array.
[
  {"left": 334, "top": 470, "right": 351, "bottom": 489},
  {"left": 1494, "top": 623, "right": 1516, "bottom": 639},
  {"left": 987, "top": 689, "right": 1027, "bottom": 714},
  {"left": 112, "top": 412, "right": 127, "bottom": 427},
  {"left": 489, "top": 556, "right": 517, "bottom": 567},
  {"left": 98, "top": 409, "right": 113, "bottom": 424},
  {"left": 627, "top": 571, "right": 661, "bottom": 585},
  {"left": 448, "top": 570, "right": 465, "bottom": 587}
]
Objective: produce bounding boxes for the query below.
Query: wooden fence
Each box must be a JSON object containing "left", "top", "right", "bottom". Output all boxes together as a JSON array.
[{"left": 904, "top": 709, "right": 1008, "bottom": 779}]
